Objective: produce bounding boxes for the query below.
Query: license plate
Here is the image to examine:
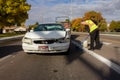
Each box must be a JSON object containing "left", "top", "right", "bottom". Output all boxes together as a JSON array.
[{"left": 39, "top": 46, "right": 48, "bottom": 50}]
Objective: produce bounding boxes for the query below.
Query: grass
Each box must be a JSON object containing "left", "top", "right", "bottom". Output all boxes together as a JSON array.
[{"left": 0, "top": 32, "right": 25, "bottom": 38}]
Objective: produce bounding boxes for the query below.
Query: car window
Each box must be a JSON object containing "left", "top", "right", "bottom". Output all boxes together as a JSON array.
[
  {"left": 34, "top": 24, "right": 65, "bottom": 31},
  {"left": 34, "top": 25, "right": 47, "bottom": 31}
]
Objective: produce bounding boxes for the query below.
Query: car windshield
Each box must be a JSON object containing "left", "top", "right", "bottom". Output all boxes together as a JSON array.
[{"left": 34, "top": 24, "right": 65, "bottom": 31}]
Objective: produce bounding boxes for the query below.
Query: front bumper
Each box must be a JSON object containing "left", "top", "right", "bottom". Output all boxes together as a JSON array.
[{"left": 22, "top": 42, "right": 70, "bottom": 53}]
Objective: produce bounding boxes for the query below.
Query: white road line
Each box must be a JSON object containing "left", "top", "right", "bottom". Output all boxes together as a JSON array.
[
  {"left": 72, "top": 40, "right": 120, "bottom": 74},
  {"left": 102, "top": 42, "right": 112, "bottom": 45}
]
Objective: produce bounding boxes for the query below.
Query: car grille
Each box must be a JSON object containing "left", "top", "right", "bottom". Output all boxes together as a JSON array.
[{"left": 34, "top": 39, "right": 64, "bottom": 44}]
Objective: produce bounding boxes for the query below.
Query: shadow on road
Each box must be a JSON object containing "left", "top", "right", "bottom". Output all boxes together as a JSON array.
[
  {"left": 65, "top": 34, "right": 120, "bottom": 80},
  {"left": 65, "top": 42, "right": 84, "bottom": 64},
  {"left": 107, "top": 59, "right": 120, "bottom": 80},
  {"left": 0, "top": 45, "right": 22, "bottom": 58},
  {"left": 65, "top": 34, "right": 84, "bottom": 64}
]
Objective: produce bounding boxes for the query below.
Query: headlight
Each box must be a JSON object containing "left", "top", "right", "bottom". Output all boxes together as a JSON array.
[{"left": 22, "top": 37, "right": 32, "bottom": 44}]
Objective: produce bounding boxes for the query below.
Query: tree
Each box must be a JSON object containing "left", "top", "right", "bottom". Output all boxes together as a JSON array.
[
  {"left": 71, "top": 18, "right": 83, "bottom": 31},
  {"left": 99, "top": 19, "right": 107, "bottom": 32},
  {"left": 0, "top": 0, "right": 31, "bottom": 34},
  {"left": 109, "top": 20, "right": 120, "bottom": 32},
  {"left": 82, "top": 11, "right": 107, "bottom": 32}
]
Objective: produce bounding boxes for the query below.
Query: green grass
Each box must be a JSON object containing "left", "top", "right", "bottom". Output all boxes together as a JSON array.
[{"left": 0, "top": 32, "right": 25, "bottom": 38}]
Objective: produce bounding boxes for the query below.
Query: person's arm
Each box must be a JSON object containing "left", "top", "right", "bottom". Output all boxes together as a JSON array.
[{"left": 81, "top": 21, "right": 88, "bottom": 25}]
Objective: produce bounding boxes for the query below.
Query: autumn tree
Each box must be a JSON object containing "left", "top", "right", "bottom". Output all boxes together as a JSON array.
[
  {"left": 0, "top": 0, "right": 31, "bottom": 34},
  {"left": 82, "top": 11, "right": 107, "bottom": 32},
  {"left": 71, "top": 18, "right": 83, "bottom": 31}
]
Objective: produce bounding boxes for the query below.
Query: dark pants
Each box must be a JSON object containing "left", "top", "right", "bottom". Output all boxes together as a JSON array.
[{"left": 89, "top": 28, "right": 100, "bottom": 49}]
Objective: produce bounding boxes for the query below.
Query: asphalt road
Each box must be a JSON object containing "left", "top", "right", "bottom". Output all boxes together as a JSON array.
[{"left": 0, "top": 33, "right": 120, "bottom": 80}]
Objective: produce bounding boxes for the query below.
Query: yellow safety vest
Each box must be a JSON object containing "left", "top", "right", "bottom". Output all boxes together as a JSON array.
[{"left": 85, "top": 20, "right": 98, "bottom": 32}]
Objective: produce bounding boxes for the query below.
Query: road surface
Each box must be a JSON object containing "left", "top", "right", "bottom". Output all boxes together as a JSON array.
[{"left": 0, "top": 32, "right": 120, "bottom": 80}]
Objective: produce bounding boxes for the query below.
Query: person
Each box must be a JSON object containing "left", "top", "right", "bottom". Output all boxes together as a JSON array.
[{"left": 81, "top": 17, "right": 101, "bottom": 50}]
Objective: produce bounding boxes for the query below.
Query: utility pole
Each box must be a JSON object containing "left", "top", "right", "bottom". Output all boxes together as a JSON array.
[
  {"left": 70, "top": 0, "right": 73, "bottom": 20},
  {"left": 40, "top": 15, "right": 44, "bottom": 24}
]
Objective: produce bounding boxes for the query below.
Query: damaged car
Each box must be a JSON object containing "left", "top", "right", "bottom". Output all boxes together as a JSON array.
[{"left": 22, "top": 23, "right": 71, "bottom": 54}]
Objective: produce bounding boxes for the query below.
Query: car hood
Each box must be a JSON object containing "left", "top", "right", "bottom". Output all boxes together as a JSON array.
[{"left": 24, "top": 31, "right": 66, "bottom": 39}]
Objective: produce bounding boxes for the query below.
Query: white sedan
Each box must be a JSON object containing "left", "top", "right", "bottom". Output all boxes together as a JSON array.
[{"left": 22, "top": 23, "right": 71, "bottom": 54}]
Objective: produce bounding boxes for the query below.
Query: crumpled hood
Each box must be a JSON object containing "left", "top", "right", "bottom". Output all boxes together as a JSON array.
[{"left": 24, "top": 31, "right": 66, "bottom": 39}]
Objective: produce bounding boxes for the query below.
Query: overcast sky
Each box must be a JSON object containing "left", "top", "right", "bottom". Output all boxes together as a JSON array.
[{"left": 25, "top": 0, "right": 120, "bottom": 26}]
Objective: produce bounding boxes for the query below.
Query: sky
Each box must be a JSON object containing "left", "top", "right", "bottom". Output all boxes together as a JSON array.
[{"left": 25, "top": 0, "right": 120, "bottom": 26}]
